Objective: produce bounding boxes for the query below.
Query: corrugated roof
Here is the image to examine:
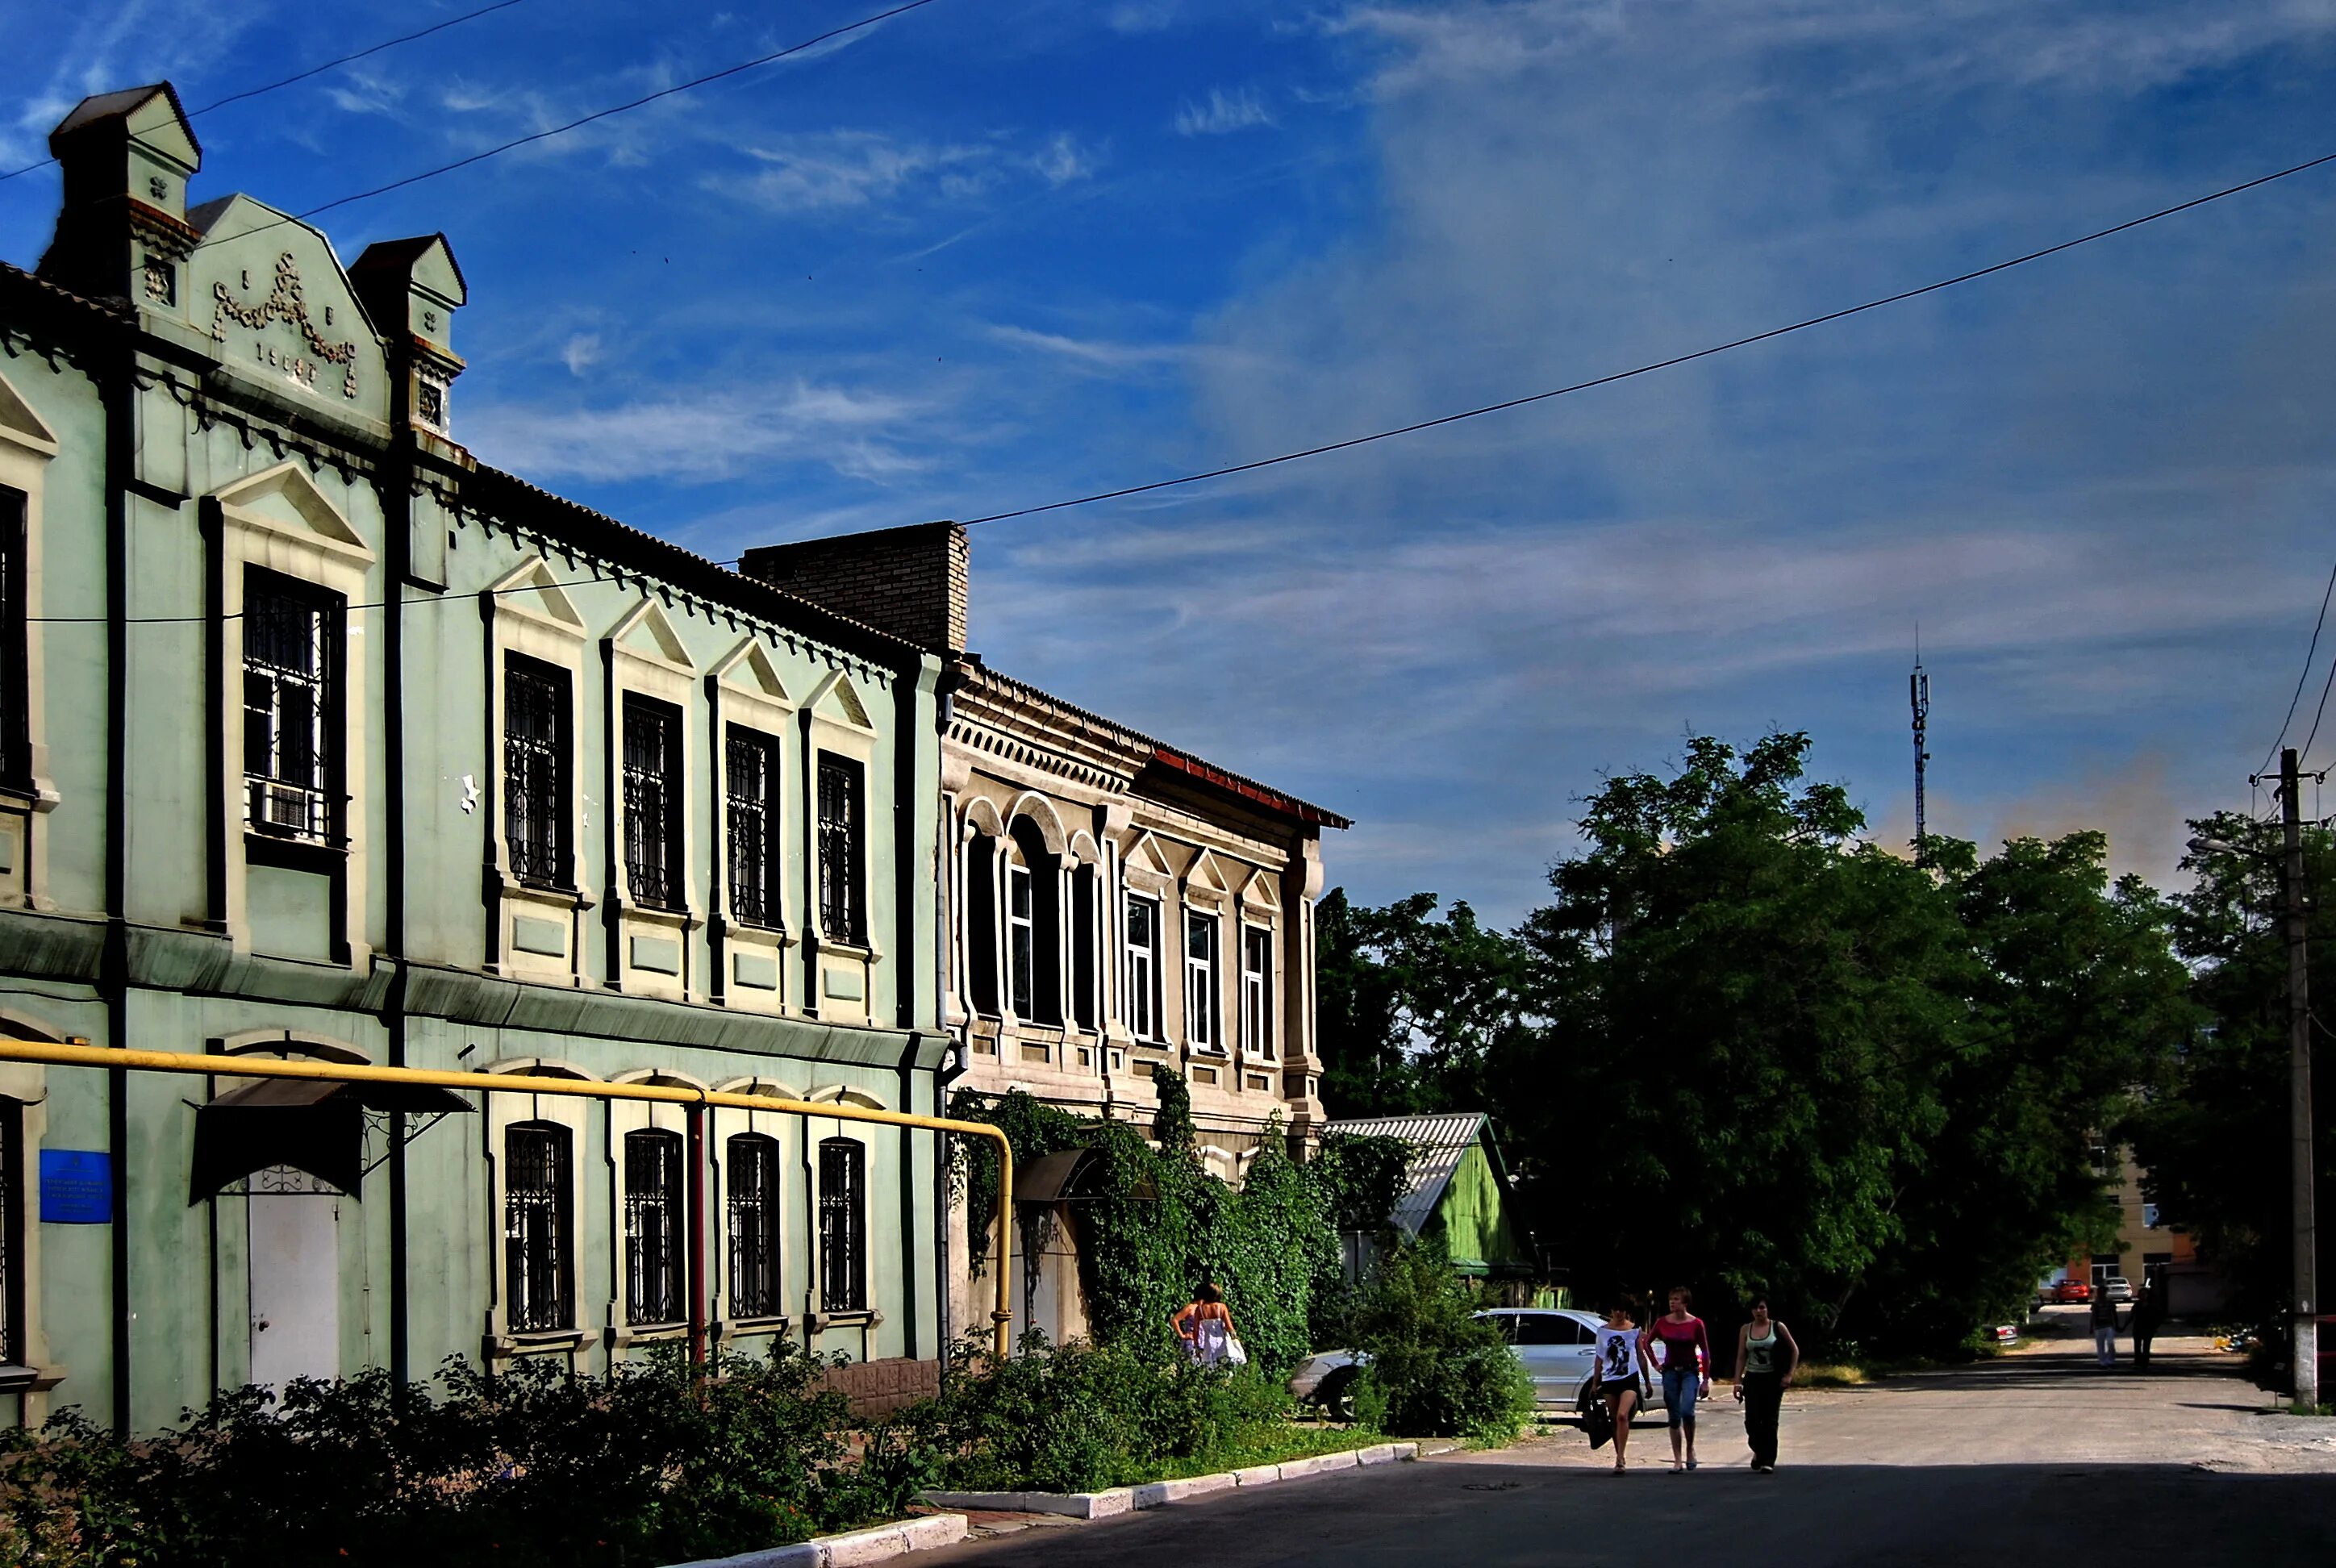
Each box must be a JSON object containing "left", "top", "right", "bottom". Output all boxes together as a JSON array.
[{"left": 1320, "top": 1113, "right": 1487, "bottom": 1237}]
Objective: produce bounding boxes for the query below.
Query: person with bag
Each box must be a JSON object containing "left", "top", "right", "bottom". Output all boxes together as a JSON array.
[
  {"left": 1644, "top": 1286, "right": 1714, "bottom": 1474},
  {"left": 1173, "top": 1281, "right": 1245, "bottom": 1366},
  {"left": 1731, "top": 1293, "right": 1799, "bottom": 1473},
  {"left": 1588, "top": 1299, "right": 1651, "bottom": 1474}
]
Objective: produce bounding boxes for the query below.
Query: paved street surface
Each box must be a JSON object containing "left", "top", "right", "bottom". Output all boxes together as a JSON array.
[{"left": 926, "top": 1309, "right": 2336, "bottom": 1567}]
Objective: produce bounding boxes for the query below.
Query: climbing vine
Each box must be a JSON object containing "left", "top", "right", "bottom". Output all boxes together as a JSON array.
[{"left": 951, "top": 1074, "right": 1412, "bottom": 1373}]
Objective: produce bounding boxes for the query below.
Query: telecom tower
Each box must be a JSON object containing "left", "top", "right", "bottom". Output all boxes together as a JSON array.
[{"left": 1910, "top": 644, "right": 1930, "bottom": 856}]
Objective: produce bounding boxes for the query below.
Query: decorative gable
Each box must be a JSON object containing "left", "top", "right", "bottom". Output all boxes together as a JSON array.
[
  {"left": 712, "top": 638, "right": 793, "bottom": 706},
  {"left": 608, "top": 598, "right": 695, "bottom": 673},
  {"left": 0, "top": 368, "right": 60, "bottom": 459},
  {"left": 486, "top": 556, "right": 585, "bottom": 632},
  {"left": 211, "top": 461, "right": 372, "bottom": 563},
  {"left": 807, "top": 669, "right": 875, "bottom": 732}
]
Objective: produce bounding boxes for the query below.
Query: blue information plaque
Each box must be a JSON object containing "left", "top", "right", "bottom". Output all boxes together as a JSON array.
[{"left": 39, "top": 1149, "right": 112, "bottom": 1224}]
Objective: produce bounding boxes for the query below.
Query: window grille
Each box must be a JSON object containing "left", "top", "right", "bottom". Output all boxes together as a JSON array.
[
  {"left": 1185, "top": 911, "right": 1218, "bottom": 1050},
  {"left": 503, "top": 1123, "right": 572, "bottom": 1332},
  {"left": 624, "top": 1129, "right": 686, "bottom": 1325},
  {"left": 0, "top": 491, "right": 26, "bottom": 791},
  {"left": 726, "top": 727, "right": 779, "bottom": 928},
  {"left": 0, "top": 1100, "right": 19, "bottom": 1366},
  {"left": 504, "top": 657, "right": 569, "bottom": 886},
  {"left": 818, "top": 1138, "right": 866, "bottom": 1313},
  {"left": 817, "top": 754, "right": 863, "bottom": 944},
  {"left": 1007, "top": 861, "right": 1035, "bottom": 1017},
  {"left": 1242, "top": 926, "right": 1274, "bottom": 1060},
  {"left": 727, "top": 1133, "right": 781, "bottom": 1319},
  {"left": 1124, "top": 894, "right": 1159, "bottom": 1040},
  {"left": 622, "top": 695, "right": 682, "bottom": 910},
  {"left": 242, "top": 571, "right": 336, "bottom": 842}
]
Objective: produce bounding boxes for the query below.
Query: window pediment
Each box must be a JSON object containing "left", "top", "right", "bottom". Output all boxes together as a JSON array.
[
  {"left": 486, "top": 557, "right": 586, "bottom": 636},
  {"left": 608, "top": 598, "right": 695, "bottom": 673},
  {"left": 211, "top": 461, "right": 373, "bottom": 565},
  {"left": 0, "top": 368, "right": 58, "bottom": 460}
]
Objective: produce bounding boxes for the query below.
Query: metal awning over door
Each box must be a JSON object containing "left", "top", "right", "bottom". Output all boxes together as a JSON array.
[{"left": 190, "top": 1077, "right": 472, "bottom": 1201}]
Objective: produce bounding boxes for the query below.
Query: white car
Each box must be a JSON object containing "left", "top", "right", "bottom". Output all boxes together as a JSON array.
[{"left": 1290, "top": 1308, "right": 1671, "bottom": 1422}]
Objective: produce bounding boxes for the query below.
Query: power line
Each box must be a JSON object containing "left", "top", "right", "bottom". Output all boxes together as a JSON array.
[
  {"left": 2302, "top": 628, "right": 2336, "bottom": 767},
  {"left": 961, "top": 148, "right": 2336, "bottom": 527},
  {"left": 0, "top": 1, "right": 527, "bottom": 186},
  {"left": 293, "top": 0, "right": 947, "bottom": 224},
  {"left": 2263, "top": 559, "right": 2336, "bottom": 775}
]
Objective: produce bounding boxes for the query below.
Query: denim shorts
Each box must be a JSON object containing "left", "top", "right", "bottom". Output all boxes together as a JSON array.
[{"left": 1661, "top": 1364, "right": 1700, "bottom": 1426}]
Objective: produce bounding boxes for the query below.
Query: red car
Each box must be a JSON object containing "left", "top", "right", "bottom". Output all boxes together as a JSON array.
[{"left": 2051, "top": 1278, "right": 2092, "bottom": 1303}]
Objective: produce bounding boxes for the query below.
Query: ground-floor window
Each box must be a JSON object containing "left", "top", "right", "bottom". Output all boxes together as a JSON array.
[
  {"left": 624, "top": 1129, "right": 686, "bottom": 1325},
  {"left": 818, "top": 1138, "right": 865, "bottom": 1313},
  {"left": 504, "top": 1123, "right": 574, "bottom": 1332},
  {"left": 728, "top": 1132, "right": 782, "bottom": 1319}
]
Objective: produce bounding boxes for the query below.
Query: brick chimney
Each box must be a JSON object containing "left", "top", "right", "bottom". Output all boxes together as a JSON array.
[{"left": 739, "top": 521, "right": 968, "bottom": 653}]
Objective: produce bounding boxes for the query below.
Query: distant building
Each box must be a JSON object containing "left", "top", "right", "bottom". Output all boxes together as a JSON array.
[
  {"left": 2060, "top": 1146, "right": 2227, "bottom": 1317},
  {"left": 1321, "top": 1112, "right": 1533, "bottom": 1283},
  {"left": 0, "top": 85, "right": 952, "bottom": 1432},
  {"left": 741, "top": 522, "right": 1349, "bottom": 1342}
]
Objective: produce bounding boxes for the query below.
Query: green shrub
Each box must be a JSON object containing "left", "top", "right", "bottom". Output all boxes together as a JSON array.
[
  {"left": 918, "top": 1332, "right": 1299, "bottom": 1494},
  {"left": 1347, "top": 1243, "right": 1533, "bottom": 1444},
  {"left": 0, "top": 1345, "right": 882, "bottom": 1568}
]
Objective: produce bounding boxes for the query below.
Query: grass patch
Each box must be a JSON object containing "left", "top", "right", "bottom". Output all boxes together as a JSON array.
[
  {"left": 2276, "top": 1401, "right": 2336, "bottom": 1417},
  {"left": 1793, "top": 1363, "right": 1870, "bottom": 1388},
  {"left": 1128, "top": 1425, "right": 1387, "bottom": 1484}
]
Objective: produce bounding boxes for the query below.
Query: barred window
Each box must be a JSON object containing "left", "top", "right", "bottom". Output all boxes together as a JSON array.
[
  {"left": 242, "top": 569, "right": 338, "bottom": 843},
  {"left": 816, "top": 754, "right": 863, "bottom": 945},
  {"left": 726, "top": 727, "right": 781, "bottom": 928},
  {"left": 0, "top": 489, "right": 26, "bottom": 791},
  {"left": 1124, "top": 894, "right": 1160, "bottom": 1040},
  {"left": 624, "top": 1128, "right": 686, "bottom": 1325},
  {"left": 503, "top": 1123, "right": 572, "bottom": 1333},
  {"left": 1185, "top": 911, "right": 1219, "bottom": 1050},
  {"left": 727, "top": 1132, "right": 782, "bottom": 1320},
  {"left": 622, "top": 695, "right": 682, "bottom": 910},
  {"left": 1241, "top": 925, "right": 1274, "bottom": 1060},
  {"left": 504, "top": 657, "right": 569, "bottom": 887},
  {"left": 818, "top": 1137, "right": 865, "bottom": 1313}
]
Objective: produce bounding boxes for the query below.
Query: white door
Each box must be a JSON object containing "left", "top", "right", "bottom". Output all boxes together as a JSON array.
[{"left": 249, "top": 1193, "right": 340, "bottom": 1394}]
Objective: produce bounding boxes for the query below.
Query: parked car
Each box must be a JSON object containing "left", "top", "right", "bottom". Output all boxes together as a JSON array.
[
  {"left": 2051, "top": 1278, "right": 2092, "bottom": 1303},
  {"left": 2100, "top": 1276, "right": 2134, "bottom": 1304},
  {"left": 1291, "top": 1308, "right": 1669, "bottom": 1423}
]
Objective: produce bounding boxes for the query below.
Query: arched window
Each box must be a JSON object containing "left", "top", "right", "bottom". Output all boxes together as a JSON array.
[
  {"left": 966, "top": 834, "right": 1000, "bottom": 1017},
  {"left": 1071, "top": 863, "right": 1099, "bottom": 1032},
  {"left": 727, "top": 1132, "right": 782, "bottom": 1320},
  {"left": 624, "top": 1128, "right": 685, "bottom": 1325},
  {"left": 818, "top": 1138, "right": 866, "bottom": 1313},
  {"left": 504, "top": 1122, "right": 573, "bottom": 1332},
  {"left": 1007, "top": 819, "right": 1061, "bottom": 1024}
]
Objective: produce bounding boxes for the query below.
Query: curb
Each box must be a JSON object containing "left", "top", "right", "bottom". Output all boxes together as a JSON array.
[
  {"left": 927, "top": 1441, "right": 1419, "bottom": 1519},
  {"left": 665, "top": 1512, "right": 969, "bottom": 1568}
]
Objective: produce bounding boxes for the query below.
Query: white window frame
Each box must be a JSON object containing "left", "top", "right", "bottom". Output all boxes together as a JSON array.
[
  {"left": 1125, "top": 891, "right": 1162, "bottom": 1040},
  {"left": 1241, "top": 923, "right": 1274, "bottom": 1060},
  {"left": 1185, "top": 909, "right": 1220, "bottom": 1053},
  {"left": 0, "top": 369, "right": 60, "bottom": 916},
  {"left": 1007, "top": 856, "right": 1035, "bottom": 1020}
]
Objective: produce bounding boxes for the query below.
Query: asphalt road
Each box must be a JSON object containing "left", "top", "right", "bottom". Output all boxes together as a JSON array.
[{"left": 924, "top": 1313, "right": 2336, "bottom": 1568}]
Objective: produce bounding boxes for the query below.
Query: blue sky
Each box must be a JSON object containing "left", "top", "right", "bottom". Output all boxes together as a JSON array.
[{"left": 7, "top": 0, "right": 2336, "bottom": 921}]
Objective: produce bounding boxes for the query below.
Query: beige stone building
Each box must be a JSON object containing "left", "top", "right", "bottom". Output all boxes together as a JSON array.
[{"left": 742, "top": 522, "right": 1349, "bottom": 1341}]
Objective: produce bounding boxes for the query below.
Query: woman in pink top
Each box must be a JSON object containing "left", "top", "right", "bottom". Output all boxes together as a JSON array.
[{"left": 1641, "top": 1286, "right": 1712, "bottom": 1473}]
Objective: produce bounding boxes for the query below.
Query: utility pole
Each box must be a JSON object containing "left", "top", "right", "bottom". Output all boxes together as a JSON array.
[
  {"left": 1910, "top": 650, "right": 1930, "bottom": 857},
  {"left": 2280, "top": 746, "right": 2318, "bottom": 1407}
]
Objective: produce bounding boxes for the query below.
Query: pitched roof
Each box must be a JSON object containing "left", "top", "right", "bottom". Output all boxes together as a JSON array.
[{"left": 1320, "top": 1112, "right": 1491, "bottom": 1237}]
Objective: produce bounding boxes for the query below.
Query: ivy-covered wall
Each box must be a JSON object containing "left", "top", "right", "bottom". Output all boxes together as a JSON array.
[{"left": 953, "top": 1072, "right": 1410, "bottom": 1371}]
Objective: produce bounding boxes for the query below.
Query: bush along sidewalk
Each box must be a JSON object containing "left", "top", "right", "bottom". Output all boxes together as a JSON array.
[
  {"left": 906, "top": 1332, "right": 1382, "bottom": 1495},
  {"left": 1343, "top": 1241, "right": 1535, "bottom": 1445},
  {"left": 0, "top": 1346, "right": 917, "bottom": 1568}
]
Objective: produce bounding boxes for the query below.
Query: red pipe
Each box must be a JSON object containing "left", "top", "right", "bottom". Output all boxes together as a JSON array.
[{"left": 686, "top": 1102, "right": 707, "bottom": 1367}]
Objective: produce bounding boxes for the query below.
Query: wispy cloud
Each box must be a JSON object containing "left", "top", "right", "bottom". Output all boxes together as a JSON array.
[
  {"left": 1032, "top": 130, "right": 1102, "bottom": 186},
  {"left": 559, "top": 334, "right": 602, "bottom": 377},
  {"left": 465, "top": 382, "right": 932, "bottom": 485},
  {"left": 1174, "top": 85, "right": 1276, "bottom": 136},
  {"left": 985, "top": 323, "right": 1198, "bottom": 372}
]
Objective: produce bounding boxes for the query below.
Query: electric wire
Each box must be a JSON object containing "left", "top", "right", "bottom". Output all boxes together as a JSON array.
[
  {"left": 2299, "top": 628, "right": 2336, "bottom": 767},
  {"left": 0, "top": 1, "right": 528, "bottom": 186},
  {"left": 960, "top": 148, "right": 2336, "bottom": 527},
  {"left": 2260, "top": 559, "right": 2336, "bottom": 774}
]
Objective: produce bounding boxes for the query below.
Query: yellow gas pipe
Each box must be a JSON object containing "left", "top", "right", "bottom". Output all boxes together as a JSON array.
[{"left": 0, "top": 1039, "right": 1015, "bottom": 1362}]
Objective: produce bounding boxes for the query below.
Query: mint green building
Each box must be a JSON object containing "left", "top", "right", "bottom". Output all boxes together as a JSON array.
[{"left": 0, "top": 86, "right": 950, "bottom": 1433}]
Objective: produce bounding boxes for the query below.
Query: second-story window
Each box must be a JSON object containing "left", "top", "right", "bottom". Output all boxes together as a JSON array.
[
  {"left": 1242, "top": 925, "right": 1274, "bottom": 1059},
  {"left": 818, "top": 1137, "right": 866, "bottom": 1313},
  {"left": 1125, "top": 893, "right": 1160, "bottom": 1040},
  {"left": 622, "top": 694, "right": 682, "bottom": 910},
  {"left": 504, "top": 656, "right": 569, "bottom": 887},
  {"left": 242, "top": 569, "right": 338, "bottom": 843},
  {"left": 1185, "top": 911, "right": 1219, "bottom": 1051},
  {"left": 1007, "top": 858, "right": 1035, "bottom": 1018},
  {"left": 727, "top": 1132, "right": 781, "bottom": 1320},
  {"left": 624, "top": 1128, "right": 685, "bottom": 1326},
  {"left": 503, "top": 1122, "right": 573, "bottom": 1333},
  {"left": 817, "top": 753, "right": 863, "bottom": 945},
  {"left": 726, "top": 726, "right": 780, "bottom": 928},
  {"left": 0, "top": 489, "right": 26, "bottom": 792}
]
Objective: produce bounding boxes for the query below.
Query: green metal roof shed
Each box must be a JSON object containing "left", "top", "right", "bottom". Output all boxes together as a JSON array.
[{"left": 1324, "top": 1112, "right": 1533, "bottom": 1277}]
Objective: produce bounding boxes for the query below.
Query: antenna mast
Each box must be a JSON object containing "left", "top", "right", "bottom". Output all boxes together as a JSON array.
[{"left": 1910, "top": 635, "right": 1930, "bottom": 857}]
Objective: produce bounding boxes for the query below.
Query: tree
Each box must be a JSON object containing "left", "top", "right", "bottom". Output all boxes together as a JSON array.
[{"left": 2127, "top": 811, "right": 2336, "bottom": 1324}]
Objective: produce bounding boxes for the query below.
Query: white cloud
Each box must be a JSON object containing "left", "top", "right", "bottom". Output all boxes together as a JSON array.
[
  {"left": 465, "top": 382, "right": 930, "bottom": 485},
  {"left": 1174, "top": 85, "right": 1277, "bottom": 136},
  {"left": 560, "top": 334, "right": 602, "bottom": 377},
  {"left": 985, "top": 323, "right": 1199, "bottom": 372},
  {"left": 713, "top": 130, "right": 993, "bottom": 212},
  {"left": 1033, "top": 130, "right": 1101, "bottom": 186}
]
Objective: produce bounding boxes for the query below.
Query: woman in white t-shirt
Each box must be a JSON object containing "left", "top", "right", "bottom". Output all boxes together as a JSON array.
[{"left": 1588, "top": 1299, "right": 1650, "bottom": 1473}]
